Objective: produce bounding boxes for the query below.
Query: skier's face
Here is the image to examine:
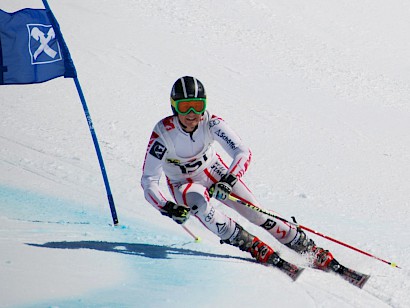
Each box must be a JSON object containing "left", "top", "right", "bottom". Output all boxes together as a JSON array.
[{"left": 178, "top": 111, "right": 202, "bottom": 132}]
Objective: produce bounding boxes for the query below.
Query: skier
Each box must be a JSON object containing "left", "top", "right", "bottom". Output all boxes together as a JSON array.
[{"left": 141, "top": 76, "right": 333, "bottom": 269}]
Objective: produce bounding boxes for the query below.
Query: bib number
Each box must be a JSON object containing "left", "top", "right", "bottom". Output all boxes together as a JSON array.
[{"left": 174, "top": 154, "right": 208, "bottom": 174}]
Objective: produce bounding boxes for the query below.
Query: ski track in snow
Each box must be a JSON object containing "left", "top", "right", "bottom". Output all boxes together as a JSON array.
[{"left": 1, "top": 0, "right": 410, "bottom": 307}]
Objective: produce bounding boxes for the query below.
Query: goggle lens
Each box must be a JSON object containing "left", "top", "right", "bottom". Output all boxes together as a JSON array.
[{"left": 173, "top": 99, "right": 206, "bottom": 115}]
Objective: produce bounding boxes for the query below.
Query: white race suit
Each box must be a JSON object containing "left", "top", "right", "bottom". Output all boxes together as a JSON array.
[{"left": 141, "top": 111, "right": 297, "bottom": 243}]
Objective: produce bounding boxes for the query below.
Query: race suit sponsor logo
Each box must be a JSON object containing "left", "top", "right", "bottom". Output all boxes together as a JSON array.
[
  {"left": 209, "top": 119, "right": 220, "bottom": 128},
  {"left": 261, "top": 219, "right": 277, "bottom": 230},
  {"left": 216, "top": 222, "right": 228, "bottom": 235},
  {"left": 276, "top": 226, "right": 286, "bottom": 239},
  {"left": 149, "top": 141, "right": 166, "bottom": 160},
  {"left": 210, "top": 161, "right": 225, "bottom": 178},
  {"left": 166, "top": 158, "right": 181, "bottom": 164},
  {"left": 214, "top": 129, "right": 237, "bottom": 150},
  {"left": 162, "top": 116, "right": 176, "bottom": 131},
  {"left": 205, "top": 207, "right": 215, "bottom": 222}
]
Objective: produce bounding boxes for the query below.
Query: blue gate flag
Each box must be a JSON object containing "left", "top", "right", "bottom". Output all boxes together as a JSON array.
[
  {"left": 0, "top": 8, "right": 76, "bottom": 85},
  {"left": 0, "top": 1, "right": 118, "bottom": 225}
]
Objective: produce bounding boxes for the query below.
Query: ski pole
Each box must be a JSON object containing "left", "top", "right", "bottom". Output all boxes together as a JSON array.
[
  {"left": 227, "top": 194, "right": 400, "bottom": 269},
  {"left": 182, "top": 225, "right": 202, "bottom": 243}
]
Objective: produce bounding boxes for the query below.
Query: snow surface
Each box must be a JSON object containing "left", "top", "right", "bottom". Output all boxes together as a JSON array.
[{"left": 1, "top": 0, "right": 410, "bottom": 307}]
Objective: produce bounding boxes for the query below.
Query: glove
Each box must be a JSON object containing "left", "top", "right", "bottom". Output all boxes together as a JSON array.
[
  {"left": 159, "top": 201, "right": 191, "bottom": 225},
  {"left": 212, "top": 173, "right": 238, "bottom": 201}
]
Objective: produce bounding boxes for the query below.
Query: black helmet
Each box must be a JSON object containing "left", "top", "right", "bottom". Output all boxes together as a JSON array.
[{"left": 170, "top": 76, "right": 206, "bottom": 115}]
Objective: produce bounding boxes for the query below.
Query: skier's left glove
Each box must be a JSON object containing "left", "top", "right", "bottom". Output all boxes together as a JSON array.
[{"left": 211, "top": 173, "right": 238, "bottom": 201}]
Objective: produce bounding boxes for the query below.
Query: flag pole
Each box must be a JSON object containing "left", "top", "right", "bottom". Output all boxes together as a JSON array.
[
  {"left": 42, "top": 0, "right": 119, "bottom": 225},
  {"left": 73, "top": 77, "right": 119, "bottom": 226}
]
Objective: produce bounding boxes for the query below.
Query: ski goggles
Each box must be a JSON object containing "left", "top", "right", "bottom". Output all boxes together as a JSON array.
[{"left": 171, "top": 98, "right": 207, "bottom": 115}]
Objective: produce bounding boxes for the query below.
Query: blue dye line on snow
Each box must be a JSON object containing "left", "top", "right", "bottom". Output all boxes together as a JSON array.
[{"left": 0, "top": 184, "right": 96, "bottom": 224}]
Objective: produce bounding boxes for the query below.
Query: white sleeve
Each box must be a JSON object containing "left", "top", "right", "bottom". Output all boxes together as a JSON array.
[
  {"left": 209, "top": 115, "right": 252, "bottom": 179},
  {"left": 141, "top": 130, "right": 168, "bottom": 210}
]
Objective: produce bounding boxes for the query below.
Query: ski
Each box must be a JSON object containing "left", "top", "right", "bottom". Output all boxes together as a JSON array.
[
  {"left": 328, "top": 259, "right": 370, "bottom": 288},
  {"left": 267, "top": 255, "right": 304, "bottom": 281}
]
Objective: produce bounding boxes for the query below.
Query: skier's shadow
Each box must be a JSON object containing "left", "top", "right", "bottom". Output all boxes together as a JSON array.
[{"left": 27, "top": 240, "right": 252, "bottom": 262}]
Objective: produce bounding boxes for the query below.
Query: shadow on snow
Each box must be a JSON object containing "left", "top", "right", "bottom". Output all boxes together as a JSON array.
[{"left": 27, "top": 241, "right": 252, "bottom": 262}]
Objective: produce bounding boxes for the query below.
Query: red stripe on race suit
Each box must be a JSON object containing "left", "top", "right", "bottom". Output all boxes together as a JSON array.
[
  {"left": 204, "top": 168, "right": 218, "bottom": 183},
  {"left": 182, "top": 182, "right": 193, "bottom": 205},
  {"left": 142, "top": 131, "right": 160, "bottom": 172},
  {"left": 230, "top": 150, "right": 252, "bottom": 178},
  {"left": 149, "top": 193, "right": 161, "bottom": 208},
  {"left": 229, "top": 157, "right": 242, "bottom": 175},
  {"left": 166, "top": 177, "right": 176, "bottom": 201},
  {"left": 216, "top": 153, "right": 229, "bottom": 169},
  {"left": 204, "top": 188, "right": 211, "bottom": 202}
]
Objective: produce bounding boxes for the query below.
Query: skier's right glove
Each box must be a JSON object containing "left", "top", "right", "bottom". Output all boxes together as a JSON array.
[
  {"left": 159, "top": 201, "right": 191, "bottom": 225},
  {"left": 211, "top": 173, "right": 238, "bottom": 201}
]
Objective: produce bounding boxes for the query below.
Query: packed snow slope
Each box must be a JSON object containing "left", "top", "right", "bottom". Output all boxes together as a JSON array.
[{"left": 1, "top": 0, "right": 410, "bottom": 307}]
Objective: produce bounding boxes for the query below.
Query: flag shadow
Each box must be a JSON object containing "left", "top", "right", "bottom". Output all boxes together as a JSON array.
[{"left": 27, "top": 241, "right": 252, "bottom": 263}]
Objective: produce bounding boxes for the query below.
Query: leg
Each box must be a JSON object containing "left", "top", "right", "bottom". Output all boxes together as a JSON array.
[
  {"left": 205, "top": 158, "right": 334, "bottom": 268},
  {"left": 206, "top": 157, "right": 299, "bottom": 244},
  {"left": 224, "top": 180, "right": 300, "bottom": 244},
  {"left": 170, "top": 182, "right": 278, "bottom": 263},
  {"left": 229, "top": 184, "right": 334, "bottom": 269},
  {"left": 171, "top": 182, "right": 236, "bottom": 240},
  {"left": 285, "top": 228, "right": 334, "bottom": 270}
]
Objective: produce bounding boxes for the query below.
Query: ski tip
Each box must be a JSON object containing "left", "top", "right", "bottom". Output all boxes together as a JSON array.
[
  {"left": 267, "top": 257, "right": 304, "bottom": 281},
  {"left": 358, "top": 274, "right": 371, "bottom": 289}
]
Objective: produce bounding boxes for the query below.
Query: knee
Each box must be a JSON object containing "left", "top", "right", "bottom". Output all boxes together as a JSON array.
[{"left": 184, "top": 191, "right": 208, "bottom": 215}]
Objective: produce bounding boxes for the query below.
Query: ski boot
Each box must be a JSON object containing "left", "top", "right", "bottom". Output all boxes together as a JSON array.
[
  {"left": 223, "top": 224, "right": 304, "bottom": 280},
  {"left": 285, "top": 229, "right": 334, "bottom": 270},
  {"left": 222, "top": 224, "right": 279, "bottom": 264}
]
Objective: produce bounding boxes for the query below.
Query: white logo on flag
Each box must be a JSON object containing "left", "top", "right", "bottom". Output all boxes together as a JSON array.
[{"left": 27, "top": 24, "right": 62, "bottom": 65}]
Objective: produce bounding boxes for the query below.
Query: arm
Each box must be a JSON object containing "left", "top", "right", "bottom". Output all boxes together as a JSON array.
[
  {"left": 141, "top": 129, "right": 191, "bottom": 224},
  {"left": 210, "top": 115, "right": 252, "bottom": 180},
  {"left": 141, "top": 131, "right": 168, "bottom": 210},
  {"left": 209, "top": 115, "right": 252, "bottom": 200}
]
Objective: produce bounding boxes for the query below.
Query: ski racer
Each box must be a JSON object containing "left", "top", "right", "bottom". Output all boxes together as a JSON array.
[{"left": 141, "top": 76, "right": 333, "bottom": 269}]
